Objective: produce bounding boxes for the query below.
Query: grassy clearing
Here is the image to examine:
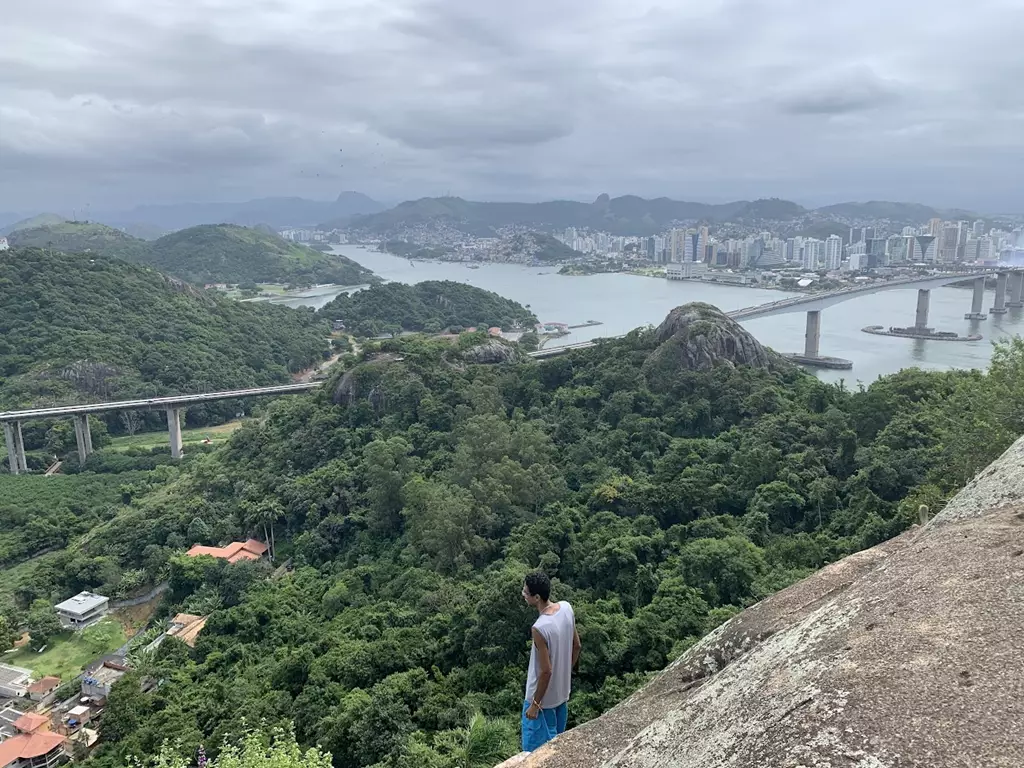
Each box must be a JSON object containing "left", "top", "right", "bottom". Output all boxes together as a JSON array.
[
  {"left": 107, "top": 420, "right": 244, "bottom": 452},
  {"left": 3, "top": 618, "right": 127, "bottom": 681}
]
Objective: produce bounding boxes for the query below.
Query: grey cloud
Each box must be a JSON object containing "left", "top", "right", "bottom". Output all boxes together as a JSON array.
[
  {"left": 774, "top": 69, "right": 905, "bottom": 115},
  {"left": 0, "top": 0, "right": 1021, "bottom": 213}
]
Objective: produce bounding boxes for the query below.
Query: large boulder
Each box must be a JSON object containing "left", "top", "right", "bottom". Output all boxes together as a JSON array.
[
  {"left": 642, "top": 303, "right": 776, "bottom": 380},
  {"left": 461, "top": 338, "right": 524, "bottom": 365},
  {"left": 497, "top": 436, "right": 1024, "bottom": 767}
]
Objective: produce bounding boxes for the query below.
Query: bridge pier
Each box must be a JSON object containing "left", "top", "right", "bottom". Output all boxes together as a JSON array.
[
  {"left": 73, "top": 415, "right": 94, "bottom": 466},
  {"left": 6, "top": 422, "right": 28, "bottom": 474},
  {"left": 167, "top": 407, "right": 184, "bottom": 459},
  {"left": 3, "top": 421, "right": 28, "bottom": 475},
  {"left": 1006, "top": 272, "right": 1024, "bottom": 309},
  {"left": 965, "top": 277, "right": 988, "bottom": 320},
  {"left": 804, "top": 310, "right": 821, "bottom": 358},
  {"left": 990, "top": 272, "right": 1008, "bottom": 315},
  {"left": 915, "top": 289, "right": 932, "bottom": 331}
]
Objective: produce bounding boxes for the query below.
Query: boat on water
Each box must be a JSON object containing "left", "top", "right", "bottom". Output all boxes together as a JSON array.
[{"left": 467, "top": 264, "right": 480, "bottom": 269}]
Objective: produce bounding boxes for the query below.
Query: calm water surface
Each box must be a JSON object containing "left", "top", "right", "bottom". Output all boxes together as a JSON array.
[{"left": 271, "top": 246, "right": 1024, "bottom": 385}]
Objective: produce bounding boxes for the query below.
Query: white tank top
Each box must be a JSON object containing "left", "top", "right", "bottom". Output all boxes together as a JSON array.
[{"left": 525, "top": 601, "right": 575, "bottom": 708}]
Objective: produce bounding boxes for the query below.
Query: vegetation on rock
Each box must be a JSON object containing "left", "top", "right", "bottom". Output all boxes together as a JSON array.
[
  {"left": 8, "top": 221, "right": 148, "bottom": 260},
  {"left": 139, "top": 225, "right": 376, "bottom": 286},
  {"left": 318, "top": 281, "right": 537, "bottom": 336},
  {"left": 7, "top": 222, "right": 376, "bottom": 287}
]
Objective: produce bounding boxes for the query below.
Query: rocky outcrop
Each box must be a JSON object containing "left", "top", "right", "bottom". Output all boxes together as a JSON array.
[
  {"left": 460, "top": 338, "right": 524, "bottom": 365},
  {"left": 331, "top": 353, "right": 405, "bottom": 406},
  {"left": 497, "top": 435, "right": 1024, "bottom": 768},
  {"left": 642, "top": 303, "right": 777, "bottom": 380}
]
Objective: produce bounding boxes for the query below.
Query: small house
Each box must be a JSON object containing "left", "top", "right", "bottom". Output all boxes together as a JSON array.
[
  {"left": 54, "top": 592, "right": 109, "bottom": 630},
  {"left": 185, "top": 539, "right": 268, "bottom": 563},
  {"left": 0, "top": 712, "right": 65, "bottom": 768},
  {"left": 0, "top": 665, "right": 32, "bottom": 699},
  {"left": 80, "top": 660, "right": 128, "bottom": 705},
  {"left": 26, "top": 678, "right": 60, "bottom": 703},
  {"left": 166, "top": 614, "right": 208, "bottom": 648}
]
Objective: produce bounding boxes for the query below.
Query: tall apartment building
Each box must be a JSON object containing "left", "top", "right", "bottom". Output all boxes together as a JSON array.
[{"left": 824, "top": 235, "right": 843, "bottom": 270}]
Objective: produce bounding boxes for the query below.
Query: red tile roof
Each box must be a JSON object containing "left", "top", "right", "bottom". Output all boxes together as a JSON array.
[
  {"left": 168, "top": 613, "right": 208, "bottom": 647},
  {"left": 185, "top": 538, "right": 268, "bottom": 563},
  {"left": 26, "top": 676, "right": 61, "bottom": 694},
  {"left": 13, "top": 713, "right": 48, "bottom": 733},
  {"left": 0, "top": 732, "right": 65, "bottom": 768}
]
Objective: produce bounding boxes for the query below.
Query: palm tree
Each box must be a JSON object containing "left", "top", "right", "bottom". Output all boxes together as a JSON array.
[
  {"left": 461, "top": 713, "right": 518, "bottom": 768},
  {"left": 244, "top": 499, "right": 284, "bottom": 561}
]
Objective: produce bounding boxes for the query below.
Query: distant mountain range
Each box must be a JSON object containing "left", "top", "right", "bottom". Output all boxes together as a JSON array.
[
  {"left": 337, "top": 195, "right": 977, "bottom": 237},
  {"left": 1, "top": 194, "right": 986, "bottom": 243},
  {"left": 0, "top": 192, "right": 384, "bottom": 237}
]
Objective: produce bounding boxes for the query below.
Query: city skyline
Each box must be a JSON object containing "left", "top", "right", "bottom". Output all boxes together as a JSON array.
[{"left": 2, "top": 0, "right": 1022, "bottom": 213}]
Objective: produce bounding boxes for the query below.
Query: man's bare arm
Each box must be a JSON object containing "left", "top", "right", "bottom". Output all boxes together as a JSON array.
[
  {"left": 531, "top": 627, "right": 552, "bottom": 705},
  {"left": 572, "top": 626, "right": 582, "bottom": 668}
]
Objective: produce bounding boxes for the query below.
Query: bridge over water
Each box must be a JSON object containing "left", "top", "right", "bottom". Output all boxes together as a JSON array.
[
  {"left": 4, "top": 268, "right": 1023, "bottom": 474},
  {"left": 530, "top": 268, "right": 1024, "bottom": 361}
]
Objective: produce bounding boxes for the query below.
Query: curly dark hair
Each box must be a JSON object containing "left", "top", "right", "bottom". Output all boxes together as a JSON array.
[{"left": 524, "top": 572, "right": 551, "bottom": 601}]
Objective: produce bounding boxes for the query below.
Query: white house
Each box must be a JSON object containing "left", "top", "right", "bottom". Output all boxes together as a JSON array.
[
  {"left": 0, "top": 665, "right": 33, "bottom": 699},
  {"left": 0, "top": 237, "right": 8, "bottom": 252},
  {"left": 54, "top": 592, "right": 109, "bottom": 630}
]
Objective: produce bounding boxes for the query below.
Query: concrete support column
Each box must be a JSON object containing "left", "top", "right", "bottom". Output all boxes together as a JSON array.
[
  {"left": 915, "top": 289, "right": 931, "bottom": 331},
  {"left": 1006, "top": 272, "right": 1024, "bottom": 309},
  {"left": 991, "top": 272, "right": 1008, "bottom": 314},
  {"left": 13, "top": 422, "right": 27, "bottom": 474},
  {"left": 965, "top": 277, "right": 987, "bottom": 319},
  {"left": 167, "top": 408, "right": 183, "bottom": 459},
  {"left": 73, "top": 415, "right": 93, "bottom": 466},
  {"left": 804, "top": 310, "right": 821, "bottom": 358},
  {"left": 3, "top": 422, "right": 20, "bottom": 475}
]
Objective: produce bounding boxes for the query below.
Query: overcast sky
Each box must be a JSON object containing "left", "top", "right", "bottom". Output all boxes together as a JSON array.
[{"left": 2, "top": 0, "right": 1022, "bottom": 214}]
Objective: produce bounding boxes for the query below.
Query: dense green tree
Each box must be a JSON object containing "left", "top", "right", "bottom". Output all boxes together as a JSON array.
[
  {"left": 26, "top": 598, "right": 63, "bottom": 650},
  {"left": 319, "top": 281, "right": 536, "bottom": 334}
]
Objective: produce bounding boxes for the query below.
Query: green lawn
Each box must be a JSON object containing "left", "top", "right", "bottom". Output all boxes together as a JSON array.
[
  {"left": 107, "top": 420, "right": 244, "bottom": 452},
  {"left": 3, "top": 618, "right": 127, "bottom": 681}
]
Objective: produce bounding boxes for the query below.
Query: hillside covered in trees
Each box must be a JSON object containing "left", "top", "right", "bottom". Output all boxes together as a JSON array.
[
  {"left": 3, "top": 305, "right": 1015, "bottom": 768},
  {"left": 141, "top": 225, "right": 376, "bottom": 286},
  {"left": 6, "top": 221, "right": 377, "bottom": 287},
  {"left": 7, "top": 220, "right": 149, "bottom": 260},
  {"left": 0, "top": 248, "right": 330, "bottom": 428},
  {"left": 319, "top": 281, "right": 538, "bottom": 336}
]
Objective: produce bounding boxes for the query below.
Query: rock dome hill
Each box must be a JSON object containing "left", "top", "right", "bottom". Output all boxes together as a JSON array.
[
  {"left": 498, "top": 436, "right": 1024, "bottom": 767},
  {"left": 642, "top": 302, "right": 780, "bottom": 378}
]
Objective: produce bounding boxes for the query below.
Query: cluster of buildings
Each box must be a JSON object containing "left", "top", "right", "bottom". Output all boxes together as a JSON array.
[
  {"left": 0, "top": 540, "right": 271, "bottom": 768},
  {"left": 554, "top": 220, "right": 1024, "bottom": 274}
]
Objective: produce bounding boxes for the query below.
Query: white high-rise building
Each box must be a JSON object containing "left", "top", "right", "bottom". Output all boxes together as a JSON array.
[
  {"left": 801, "top": 238, "right": 822, "bottom": 270},
  {"left": 824, "top": 235, "right": 842, "bottom": 270},
  {"left": 669, "top": 229, "right": 686, "bottom": 262}
]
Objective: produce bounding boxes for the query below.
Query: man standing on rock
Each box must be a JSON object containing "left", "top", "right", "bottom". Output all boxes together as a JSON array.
[{"left": 521, "top": 572, "right": 581, "bottom": 752}]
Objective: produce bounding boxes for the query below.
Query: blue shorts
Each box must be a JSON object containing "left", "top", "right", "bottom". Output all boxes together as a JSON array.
[{"left": 521, "top": 699, "right": 568, "bottom": 752}]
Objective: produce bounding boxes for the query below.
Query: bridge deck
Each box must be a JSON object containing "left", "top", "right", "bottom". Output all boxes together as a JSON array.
[{"left": 0, "top": 382, "right": 321, "bottom": 422}]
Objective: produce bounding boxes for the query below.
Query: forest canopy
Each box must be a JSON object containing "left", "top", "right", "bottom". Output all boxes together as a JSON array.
[
  {"left": 318, "top": 281, "right": 538, "bottom": 336},
  {"left": 140, "top": 225, "right": 376, "bottom": 286},
  {"left": 0, "top": 248, "right": 330, "bottom": 422},
  {"left": 9, "top": 222, "right": 376, "bottom": 287},
  {"left": 25, "top": 319, "right": 1020, "bottom": 768}
]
